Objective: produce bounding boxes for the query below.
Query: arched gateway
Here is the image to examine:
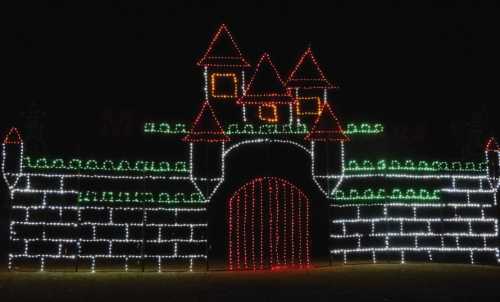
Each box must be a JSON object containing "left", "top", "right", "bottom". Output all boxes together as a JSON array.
[{"left": 228, "top": 177, "right": 311, "bottom": 271}]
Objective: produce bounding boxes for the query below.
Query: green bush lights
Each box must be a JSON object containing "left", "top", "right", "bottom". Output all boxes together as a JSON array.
[
  {"left": 332, "top": 188, "right": 441, "bottom": 202},
  {"left": 225, "top": 123, "right": 309, "bottom": 135},
  {"left": 23, "top": 157, "right": 189, "bottom": 174},
  {"left": 144, "top": 122, "right": 188, "bottom": 134},
  {"left": 143, "top": 122, "right": 384, "bottom": 136},
  {"left": 345, "top": 159, "right": 487, "bottom": 173},
  {"left": 344, "top": 123, "right": 384, "bottom": 135},
  {"left": 78, "top": 191, "right": 206, "bottom": 204}
]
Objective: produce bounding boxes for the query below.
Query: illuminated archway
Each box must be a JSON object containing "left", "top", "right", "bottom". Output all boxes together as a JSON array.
[{"left": 228, "top": 177, "right": 311, "bottom": 271}]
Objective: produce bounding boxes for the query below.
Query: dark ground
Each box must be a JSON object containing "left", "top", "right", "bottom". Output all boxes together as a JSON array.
[{"left": 1, "top": 264, "right": 500, "bottom": 302}]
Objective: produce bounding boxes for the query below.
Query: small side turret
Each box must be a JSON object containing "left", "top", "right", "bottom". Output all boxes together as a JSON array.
[
  {"left": 2, "top": 127, "right": 24, "bottom": 189},
  {"left": 183, "top": 101, "right": 230, "bottom": 198},
  {"left": 485, "top": 137, "right": 500, "bottom": 190},
  {"left": 306, "top": 101, "right": 349, "bottom": 196}
]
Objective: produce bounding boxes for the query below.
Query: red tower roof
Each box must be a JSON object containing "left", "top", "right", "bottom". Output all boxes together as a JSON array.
[
  {"left": 197, "top": 24, "right": 250, "bottom": 67},
  {"left": 485, "top": 137, "right": 500, "bottom": 152},
  {"left": 305, "top": 101, "right": 349, "bottom": 142},
  {"left": 183, "top": 101, "right": 230, "bottom": 143},
  {"left": 3, "top": 127, "right": 23, "bottom": 144},
  {"left": 238, "top": 53, "right": 293, "bottom": 105},
  {"left": 287, "top": 47, "right": 334, "bottom": 89}
]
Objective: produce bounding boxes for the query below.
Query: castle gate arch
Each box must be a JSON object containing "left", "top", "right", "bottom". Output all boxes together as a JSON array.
[{"left": 228, "top": 177, "right": 311, "bottom": 270}]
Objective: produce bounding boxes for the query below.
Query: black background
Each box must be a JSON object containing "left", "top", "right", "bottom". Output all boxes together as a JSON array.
[{"left": 2, "top": 0, "right": 500, "bottom": 264}]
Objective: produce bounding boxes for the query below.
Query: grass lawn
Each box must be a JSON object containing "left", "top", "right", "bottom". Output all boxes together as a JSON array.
[{"left": 1, "top": 264, "right": 500, "bottom": 301}]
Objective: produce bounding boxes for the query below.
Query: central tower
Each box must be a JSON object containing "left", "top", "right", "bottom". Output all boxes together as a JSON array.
[{"left": 197, "top": 24, "right": 251, "bottom": 123}]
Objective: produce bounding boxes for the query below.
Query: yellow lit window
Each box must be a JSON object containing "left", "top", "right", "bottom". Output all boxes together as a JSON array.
[
  {"left": 258, "top": 104, "right": 278, "bottom": 123},
  {"left": 296, "top": 96, "right": 322, "bottom": 116},
  {"left": 211, "top": 73, "right": 238, "bottom": 98}
]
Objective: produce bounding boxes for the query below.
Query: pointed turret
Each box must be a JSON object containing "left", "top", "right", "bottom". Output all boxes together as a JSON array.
[
  {"left": 184, "top": 101, "right": 228, "bottom": 198},
  {"left": 238, "top": 53, "right": 292, "bottom": 105},
  {"left": 197, "top": 24, "right": 250, "bottom": 67},
  {"left": 485, "top": 137, "right": 500, "bottom": 190},
  {"left": 198, "top": 24, "right": 250, "bottom": 122},
  {"left": 305, "top": 101, "right": 349, "bottom": 142},
  {"left": 287, "top": 47, "right": 334, "bottom": 89},
  {"left": 183, "top": 101, "right": 230, "bottom": 143},
  {"left": 3, "top": 127, "right": 23, "bottom": 144},
  {"left": 485, "top": 137, "right": 500, "bottom": 152},
  {"left": 237, "top": 53, "right": 292, "bottom": 123},
  {"left": 2, "top": 127, "right": 24, "bottom": 189},
  {"left": 287, "top": 47, "right": 335, "bottom": 125},
  {"left": 307, "top": 102, "right": 348, "bottom": 196}
]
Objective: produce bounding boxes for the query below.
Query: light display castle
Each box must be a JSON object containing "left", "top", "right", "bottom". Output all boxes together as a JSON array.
[{"left": 2, "top": 24, "right": 500, "bottom": 272}]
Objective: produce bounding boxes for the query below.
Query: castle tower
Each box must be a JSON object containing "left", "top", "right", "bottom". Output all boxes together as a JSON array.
[
  {"left": 2, "top": 127, "right": 24, "bottom": 190},
  {"left": 485, "top": 137, "right": 500, "bottom": 190},
  {"left": 197, "top": 24, "right": 251, "bottom": 123},
  {"left": 237, "top": 53, "right": 293, "bottom": 124},
  {"left": 306, "top": 101, "right": 349, "bottom": 195},
  {"left": 183, "top": 100, "right": 230, "bottom": 198},
  {"left": 286, "top": 47, "right": 335, "bottom": 126}
]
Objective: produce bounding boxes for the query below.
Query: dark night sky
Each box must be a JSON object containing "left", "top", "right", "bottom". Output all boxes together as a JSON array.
[{"left": 3, "top": 0, "right": 500, "bottom": 158}]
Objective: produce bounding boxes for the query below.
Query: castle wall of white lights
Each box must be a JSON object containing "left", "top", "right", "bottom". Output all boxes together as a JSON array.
[{"left": 2, "top": 24, "right": 500, "bottom": 272}]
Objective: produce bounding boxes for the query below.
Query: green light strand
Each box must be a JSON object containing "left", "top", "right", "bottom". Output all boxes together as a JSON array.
[
  {"left": 23, "top": 157, "right": 189, "bottom": 174},
  {"left": 78, "top": 191, "right": 206, "bottom": 204},
  {"left": 143, "top": 122, "right": 384, "bottom": 136},
  {"left": 225, "top": 123, "right": 309, "bottom": 135},
  {"left": 345, "top": 159, "right": 487, "bottom": 173},
  {"left": 144, "top": 122, "right": 188, "bottom": 134},
  {"left": 332, "top": 188, "right": 441, "bottom": 201},
  {"left": 344, "top": 123, "right": 384, "bottom": 135}
]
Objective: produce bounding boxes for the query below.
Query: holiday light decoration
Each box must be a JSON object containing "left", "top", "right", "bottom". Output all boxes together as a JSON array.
[
  {"left": 2, "top": 24, "right": 500, "bottom": 272},
  {"left": 210, "top": 73, "right": 238, "bottom": 98},
  {"left": 258, "top": 104, "right": 278, "bottom": 123},
  {"left": 236, "top": 53, "right": 293, "bottom": 123},
  {"left": 77, "top": 191, "right": 206, "bottom": 204},
  {"left": 23, "top": 157, "right": 189, "bottom": 173},
  {"left": 332, "top": 188, "right": 441, "bottom": 202},
  {"left": 225, "top": 123, "right": 309, "bottom": 135},
  {"left": 228, "top": 177, "right": 310, "bottom": 270},
  {"left": 145, "top": 121, "right": 384, "bottom": 136},
  {"left": 345, "top": 159, "right": 487, "bottom": 173},
  {"left": 344, "top": 123, "right": 384, "bottom": 135},
  {"left": 197, "top": 24, "right": 250, "bottom": 68},
  {"left": 286, "top": 47, "right": 335, "bottom": 90},
  {"left": 305, "top": 101, "right": 349, "bottom": 142},
  {"left": 144, "top": 122, "right": 187, "bottom": 134},
  {"left": 295, "top": 96, "right": 322, "bottom": 116},
  {"left": 238, "top": 53, "right": 292, "bottom": 105},
  {"left": 183, "top": 100, "right": 230, "bottom": 143}
]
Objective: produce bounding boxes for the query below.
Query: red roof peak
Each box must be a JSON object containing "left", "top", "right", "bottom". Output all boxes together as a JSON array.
[
  {"left": 287, "top": 47, "right": 334, "bottom": 89},
  {"left": 197, "top": 24, "right": 250, "bottom": 67},
  {"left": 183, "top": 101, "right": 230, "bottom": 143},
  {"left": 305, "top": 101, "right": 349, "bottom": 142},
  {"left": 3, "top": 127, "right": 23, "bottom": 144},
  {"left": 238, "top": 53, "right": 292, "bottom": 105},
  {"left": 485, "top": 137, "right": 500, "bottom": 152}
]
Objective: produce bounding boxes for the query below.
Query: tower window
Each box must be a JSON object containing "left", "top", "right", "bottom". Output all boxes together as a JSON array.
[
  {"left": 258, "top": 104, "right": 278, "bottom": 123},
  {"left": 211, "top": 73, "right": 238, "bottom": 98},
  {"left": 296, "top": 96, "right": 322, "bottom": 116}
]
